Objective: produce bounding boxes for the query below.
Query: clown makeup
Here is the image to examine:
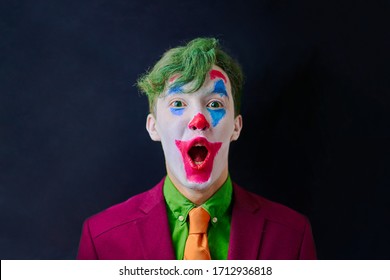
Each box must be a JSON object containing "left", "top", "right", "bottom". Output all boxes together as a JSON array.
[{"left": 146, "top": 65, "right": 242, "bottom": 195}]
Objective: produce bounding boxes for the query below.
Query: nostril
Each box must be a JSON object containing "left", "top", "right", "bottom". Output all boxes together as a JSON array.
[{"left": 188, "top": 113, "right": 210, "bottom": 131}]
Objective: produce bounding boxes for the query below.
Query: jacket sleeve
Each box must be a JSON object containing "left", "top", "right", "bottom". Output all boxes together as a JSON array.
[
  {"left": 298, "top": 218, "right": 317, "bottom": 260},
  {"left": 76, "top": 219, "right": 98, "bottom": 260}
]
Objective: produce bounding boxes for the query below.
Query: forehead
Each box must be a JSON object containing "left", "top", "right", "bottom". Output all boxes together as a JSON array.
[
  {"left": 209, "top": 69, "right": 227, "bottom": 83},
  {"left": 166, "top": 66, "right": 231, "bottom": 95}
]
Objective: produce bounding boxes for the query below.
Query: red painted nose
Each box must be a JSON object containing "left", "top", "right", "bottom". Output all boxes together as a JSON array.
[{"left": 188, "top": 113, "right": 210, "bottom": 131}]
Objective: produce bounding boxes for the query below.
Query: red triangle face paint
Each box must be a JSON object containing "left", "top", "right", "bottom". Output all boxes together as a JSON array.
[{"left": 209, "top": 69, "right": 227, "bottom": 83}]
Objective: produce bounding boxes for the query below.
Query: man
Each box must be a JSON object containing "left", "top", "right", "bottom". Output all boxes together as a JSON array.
[{"left": 77, "top": 37, "right": 317, "bottom": 260}]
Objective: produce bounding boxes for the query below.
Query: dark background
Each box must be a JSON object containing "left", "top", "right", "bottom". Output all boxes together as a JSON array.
[{"left": 1, "top": 0, "right": 389, "bottom": 260}]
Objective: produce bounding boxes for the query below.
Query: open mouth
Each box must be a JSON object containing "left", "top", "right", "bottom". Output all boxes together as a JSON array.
[
  {"left": 188, "top": 144, "right": 209, "bottom": 166},
  {"left": 175, "top": 137, "right": 221, "bottom": 170},
  {"left": 175, "top": 137, "right": 222, "bottom": 183}
]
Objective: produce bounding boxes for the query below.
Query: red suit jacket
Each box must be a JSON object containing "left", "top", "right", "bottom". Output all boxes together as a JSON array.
[{"left": 77, "top": 178, "right": 317, "bottom": 259}]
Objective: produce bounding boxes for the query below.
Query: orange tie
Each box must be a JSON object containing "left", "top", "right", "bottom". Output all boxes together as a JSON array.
[{"left": 183, "top": 207, "right": 211, "bottom": 260}]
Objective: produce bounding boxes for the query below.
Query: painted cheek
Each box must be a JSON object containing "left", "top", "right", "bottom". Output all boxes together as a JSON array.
[
  {"left": 207, "top": 108, "right": 226, "bottom": 127},
  {"left": 170, "top": 108, "right": 184, "bottom": 116}
]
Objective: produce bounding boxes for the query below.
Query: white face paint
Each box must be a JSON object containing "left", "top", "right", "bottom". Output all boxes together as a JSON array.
[{"left": 146, "top": 65, "right": 242, "bottom": 192}]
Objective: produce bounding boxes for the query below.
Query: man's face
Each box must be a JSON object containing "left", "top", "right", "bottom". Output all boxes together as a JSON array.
[{"left": 146, "top": 65, "right": 242, "bottom": 191}]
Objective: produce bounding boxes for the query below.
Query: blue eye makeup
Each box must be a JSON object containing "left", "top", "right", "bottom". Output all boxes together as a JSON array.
[
  {"left": 169, "top": 100, "right": 186, "bottom": 116},
  {"left": 207, "top": 108, "right": 226, "bottom": 127},
  {"left": 168, "top": 85, "right": 184, "bottom": 94},
  {"left": 170, "top": 108, "right": 185, "bottom": 115},
  {"left": 167, "top": 79, "right": 228, "bottom": 121},
  {"left": 213, "top": 80, "right": 228, "bottom": 97}
]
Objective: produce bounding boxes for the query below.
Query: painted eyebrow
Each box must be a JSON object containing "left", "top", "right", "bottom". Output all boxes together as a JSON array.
[
  {"left": 169, "top": 74, "right": 180, "bottom": 83},
  {"left": 167, "top": 74, "right": 183, "bottom": 94},
  {"left": 168, "top": 85, "right": 183, "bottom": 94},
  {"left": 212, "top": 80, "right": 228, "bottom": 97},
  {"left": 209, "top": 69, "right": 227, "bottom": 83}
]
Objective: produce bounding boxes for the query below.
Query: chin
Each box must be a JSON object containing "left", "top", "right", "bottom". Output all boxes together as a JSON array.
[
  {"left": 182, "top": 180, "right": 211, "bottom": 191},
  {"left": 180, "top": 173, "right": 222, "bottom": 192}
]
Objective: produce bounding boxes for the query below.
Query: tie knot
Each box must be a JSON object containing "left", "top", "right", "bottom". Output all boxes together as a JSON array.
[{"left": 188, "top": 207, "right": 210, "bottom": 234}]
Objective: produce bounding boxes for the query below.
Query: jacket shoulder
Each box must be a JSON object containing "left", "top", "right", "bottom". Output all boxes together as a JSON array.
[
  {"left": 233, "top": 184, "right": 310, "bottom": 232},
  {"left": 84, "top": 181, "right": 164, "bottom": 238}
]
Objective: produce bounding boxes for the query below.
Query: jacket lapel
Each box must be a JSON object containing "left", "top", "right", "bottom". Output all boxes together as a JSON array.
[
  {"left": 136, "top": 179, "right": 176, "bottom": 260},
  {"left": 228, "top": 184, "right": 266, "bottom": 260},
  {"left": 133, "top": 180, "right": 266, "bottom": 260}
]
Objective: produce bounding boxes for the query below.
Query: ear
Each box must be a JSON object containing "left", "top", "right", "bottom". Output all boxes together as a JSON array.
[
  {"left": 230, "top": 114, "right": 243, "bottom": 142},
  {"left": 146, "top": 113, "right": 161, "bottom": 141}
]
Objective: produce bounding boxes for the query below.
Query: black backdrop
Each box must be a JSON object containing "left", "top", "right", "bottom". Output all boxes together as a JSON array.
[{"left": 1, "top": 0, "right": 389, "bottom": 260}]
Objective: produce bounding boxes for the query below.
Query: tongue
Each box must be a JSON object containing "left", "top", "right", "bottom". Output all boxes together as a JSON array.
[
  {"left": 193, "top": 153, "right": 204, "bottom": 162},
  {"left": 189, "top": 146, "right": 208, "bottom": 163}
]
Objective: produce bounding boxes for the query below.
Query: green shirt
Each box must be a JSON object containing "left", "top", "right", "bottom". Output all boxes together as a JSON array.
[{"left": 163, "top": 175, "right": 232, "bottom": 260}]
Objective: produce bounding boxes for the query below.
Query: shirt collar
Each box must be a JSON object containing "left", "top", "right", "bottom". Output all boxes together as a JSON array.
[{"left": 163, "top": 175, "right": 233, "bottom": 227}]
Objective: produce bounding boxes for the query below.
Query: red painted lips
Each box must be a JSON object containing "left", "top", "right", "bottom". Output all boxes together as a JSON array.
[{"left": 175, "top": 137, "right": 222, "bottom": 183}]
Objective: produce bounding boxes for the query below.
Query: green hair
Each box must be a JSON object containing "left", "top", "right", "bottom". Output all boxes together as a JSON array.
[{"left": 136, "top": 37, "right": 244, "bottom": 116}]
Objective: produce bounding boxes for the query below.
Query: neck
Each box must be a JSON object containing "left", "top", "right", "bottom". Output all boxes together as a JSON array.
[{"left": 168, "top": 169, "right": 228, "bottom": 205}]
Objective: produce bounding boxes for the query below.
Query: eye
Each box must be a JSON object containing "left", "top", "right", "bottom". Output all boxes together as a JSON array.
[
  {"left": 207, "top": 100, "right": 223, "bottom": 109},
  {"left": 170, "top": 100, "right": 186, "bottom": 108}
]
